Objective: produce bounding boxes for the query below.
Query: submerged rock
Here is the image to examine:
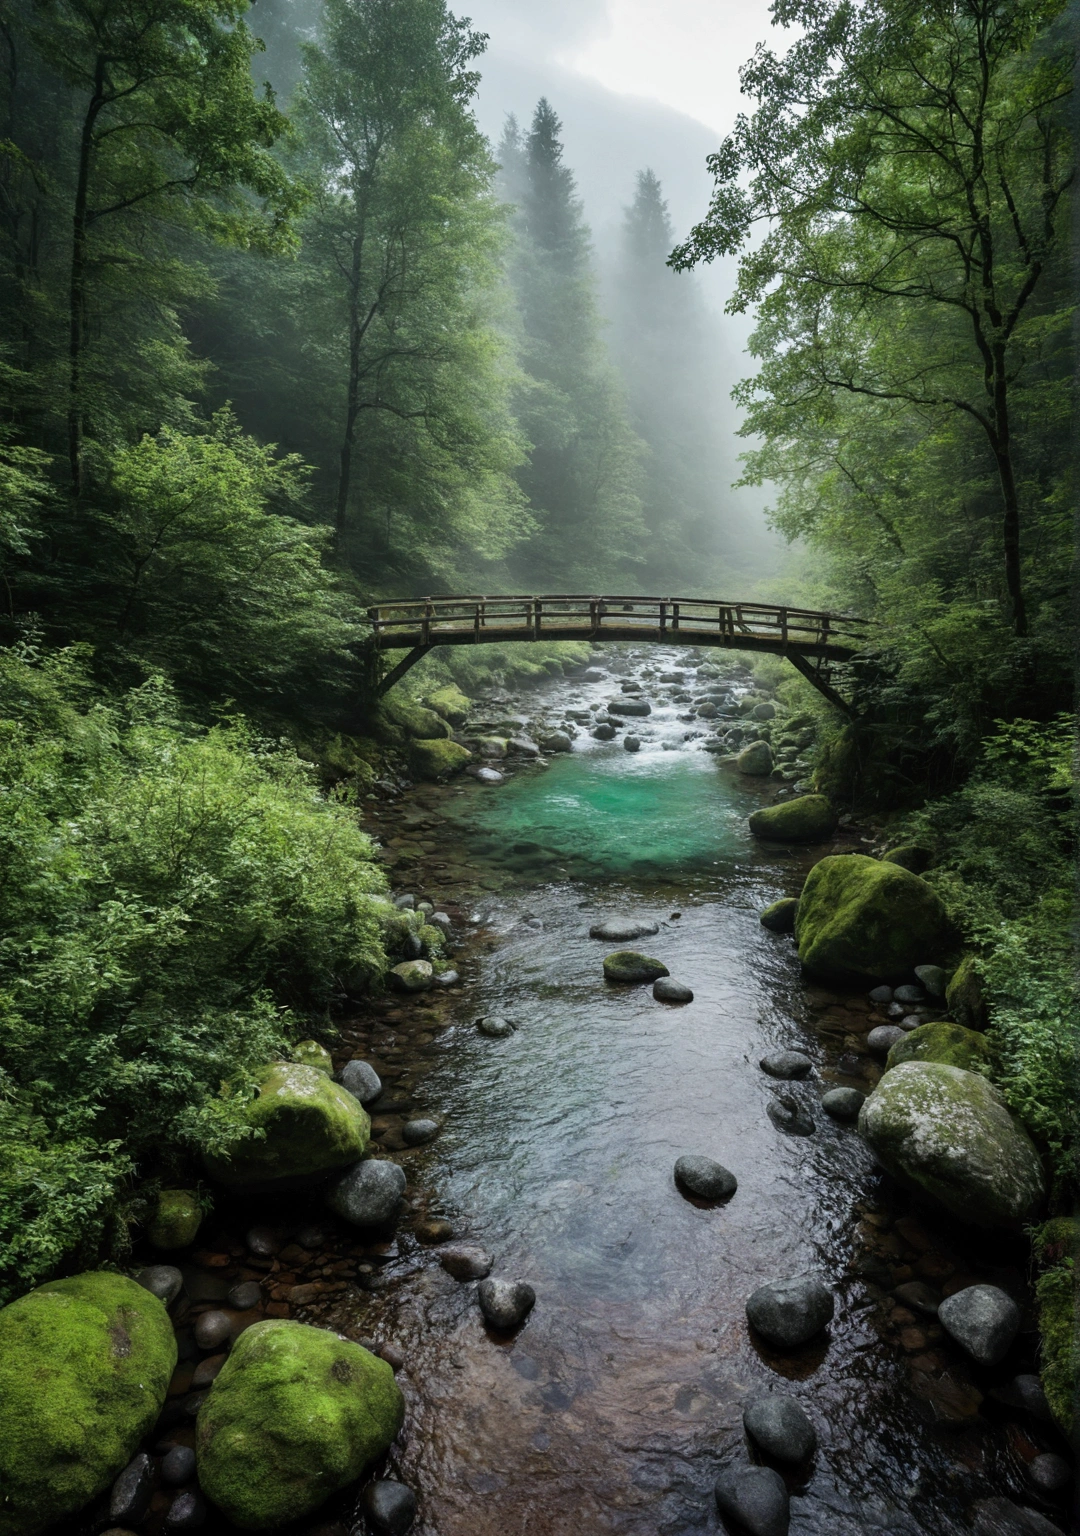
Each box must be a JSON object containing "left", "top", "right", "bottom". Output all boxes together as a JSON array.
[
  {"left": 477, "top": 1278, "right": 536, "bottom": 1330},
  {"left": 760, "top": 898, "right": 799, "bottom": 933},
  {"left": 653, "top": 977, "right": 693, "bottom": 1003},
  {"left": 938, "top": 1284, "right": 1021, "bottom": 1366},
  {"left": 589, "top": 917, "right": 660, "bottom": 942},
  {"left": 204, "top": 1063, "right": 369, "bottom": 1190},
  {"left": 714, "top": 1465, "right": 790, "bottom": 1536},
  {"left": 746, "top": 1274, "right": 835, "bottom": 1349},
  {"left": 674, "top": 1155, "right": 737, "bottom": 1201},
  {"left": 602, "top": 951, "right": 669, "bottom": 983},
  {"left": 477, "top": 1016, "right": 515, "bottom": 1038},
  {"left": 743, "top": 1393, "right": 817, "bottom": 1462},
  {"left": 794, "top": 854, "right": 953, "bottom": 982},
  {"left": 766, "top": 1095, "right": 815, "bottom": 1136},
  {"left": 858, "top": 1063, "right": 1046, "bottom": 1228},
  {"left": 748, "top": 795, "right": 837, "bottom": 844},
  {"left": 760, "top": 1051, "right": 812, "bottom": 1080}
]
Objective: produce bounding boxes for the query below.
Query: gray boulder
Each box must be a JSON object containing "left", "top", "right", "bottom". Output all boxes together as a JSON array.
[
  {"left": 653, "top": 977, "right": 693, "bottom": 1003},
  {"left": 821, "top": 1087, "right": 865, "bottom": 1121},
  {"left": 714, "top": 1465, "right": 790, "bottom": 1536},
  {"left": 746, "top": 1274, "right": 835, "bottom": 1348},
  {"left": 540, "top": 733, "right": 572, "bottom": 754},
  {"left": 938, "top": 1284, "right": 1021, "bottom": 1366},
  {"left": 867, "top": 1024, "right": 905, "bottom": 1054},
  {"left": 760, "top": 1051, "right": 812, "bottom": 1080},
  {"left": 589, "top": 917, "right": 660, "bottom": 942},
  {"left": 439, "top": 1245, "right": 493, "bottom": 1280},
  {"left": 340, "top": 1059, "right": 382, "bottom": 1105},
  {"left": 914, "top": 963, "right": 949, "bottom": 997},
  {"left": 401, "top": 1119, "right": 438, "bottom": 1146},
  {"left": 743, "top": 1393, "right": 817, "bottom": 1462},
  {"left": 477, "top": 1278, "right": 536, "bottom": 1330},
  {"left": 592, "top": 723, "right": 616, "bottom": 740},
  {"left": 389, "top": 960, "right": 433, "bottom": 993},
  {"left": 477, "top": 1016, "right": 515, "bottom": 1038},
  {"left": 136, "top": 1265, "right": 183, "bottom": 1306},
  {"left": 674, "top": 1155, "right": 737, "bottom": 1201},
  {"left": 737, "top": 741, "right": 774, "bottom": 776},
  {"left": 608, "top": 698, "right": 651, "bottom": 717},
  {"left": 325, "top": 1159, "right": 406, "bottom": 1227},
  {"left": 623, "top": 736, "right": 641, "bottom": 752}
]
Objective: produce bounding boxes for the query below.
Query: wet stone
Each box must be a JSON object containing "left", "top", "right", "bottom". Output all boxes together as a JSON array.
[
  {"left": 439, "top": 1244, "right": 493, "bottom": 1280},
  {"left": 193, "top": 1310, "right": 231, "bottom": 1351},
  {"left": 477, "top": 1015, "right": 515, "bottom": 1037},
  {"left": 245, "top": 1225, "right": 279, "bottom": 1258},
  {"left": 653, "top": 977, "right": 693, "bottom": 1003},
  {"left": 894, "top": 983, "right": 926, "bottom": 1004},
  {"left": 326, "top": 1159, "right": 407, "bottom": 1227},
  {"left": 760, "top": 1050, "right": 812, "bottom": 1080},
  {"left": 137, "top": 1265, "right": 183, "bottom": 1306},
  {"left": 110, "top": 1454, "right": 153, "bottom": 1524},
  {"left": 766, "top": 1094, "right": 814, "bottom": 1136},
  {"left": 164, "top": 1491, "right": 206, "bottom": 1532},
  {"left": 869, "top": 985, "right": 893, "bottom": 1004},
  {"left": 972, "top": 1497, "right": 1067, "bottom": 1536},
  {"left": 402, "top": 1118, "right": 439, "bottom": 1146},
  {"left": 938, "top": 1284, "right": 1021, "bottom": 1366},
  {"left": 623, "top": 736, "right": 641, "bottom": 752},
  {"left": 714, "top": 1464, "right": 790, "bottom": 1536},
  {"left": 190, "top": 1353, "right": 226, "bottom": 1388},
  {"left": 415, "top": 1218, "right": 454, "bottom": 1245},
  {"left": 1027, "top": 1453, "right": 1071, "bottom": 1495},
  {"left": 893, "top": 1281, "right": 941, "bottom": 1317},
  {"left": 226, "top": 1280, "right": 262, "bottom": 1311},
  {"left": 340, "top": 1060, "right": 383, "bottom": 1104},
  {"left": 588, "top": 917, "right": 659, "bottom": 942},
  {"left": 746, "top": 1274, "right": 835, "bottom": 1348},
  {"left": 989, "top": 1373, "right": 1055, "bottom": 1423},
  {"left": 161, "top": 1445, "right": 197, "bottom": 1487},
  {"left": 477, "top": 1277, "right": 536, "bottom": 1330},
  {"left": 867, "top": 1024, "right": 905, "bottom": 1054},
  {"left": 674, "top": 1155, "right": 737, "bottom": 1201},
  {"left": 359, "top": 1480, "right": 418, "bottom": 1535},
  {"left": 821, "top": 1087, "right": 865, "bottom": 1121},
  {"left": 743, "top": 1393, "right": 817, "bottom": 1462}
]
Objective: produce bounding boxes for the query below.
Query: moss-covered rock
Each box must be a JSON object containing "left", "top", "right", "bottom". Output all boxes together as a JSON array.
[
  {"left": 603, "top": 951, "right": 670, "bottom": 983},
  {"left": 388, "top": 959, "right": 433, "bottom": 992},
  {"left": 748, "top": 795, "right": 837, "bottom": 844},
  {"left": 204, "top": 1064, "right": 369, "bottom": 1191},
  {"left": 1033, "top": 1219, "right": 1079, "bottom": 1437},
  {"left": 291, "top": 1040, "right": 333, "bottom": 1075},
  {"left": 424, "top": 685, "right": 471, "bottom": 727},
  {"left": 881, "top": 845, "right": 931, "bottom": 874},
  {"left": 0, "top": 1272, "right": 176, "bottom": 1536},
  {"left": 760, "top": 897, "right": 799, "bottom": 934},
  {"left": 378, "top": 695, "right": 450, "bottom": 744},
  {"left": 196, "top": 1320, "right": 403, "bottom": 1530},
  {"left": 858, "top": 1062, "right": 1046, "bottom": 1229},
  {"left": 147, "top": 1188, "right": 202, "bottom": 1250},
  {"left": 736, "top": 741, "right": 773, "bottom": 776},
  {"left": 794, "top": 854, "right": 952, "bottom": 982},
  {"left": 885, "top": 1022, "right": 994, "bottom": 1076},
  {"left": 407, "top": 738, "right": 471, "bottom": 782},
  {"left": 416, "top": 924, "right": 444, "bottom": 960},
  {"left": 945, "top": 954, "right": 989, "bottom": 1031}
]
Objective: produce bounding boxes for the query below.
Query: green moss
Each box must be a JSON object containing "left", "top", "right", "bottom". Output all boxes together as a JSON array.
[
  {"left": 291, "top": 1040, "right": 333, "bottom": 1075},
  {"left": 0, "top": 1272, "right": 176, "bottom": 1536},
  {"left": 1033, "top": 1219, "right": 1079, "bottom": 1436},
  {"left": 885, "top": 1021, "right": 994, "bottom": 1076},
  {"left": 407, "top": 737, "right": 471, "bottom": 781},
  {"left": 603, "top": 951, "right": 670, "bottom": 983},
  {"left": 196, "top": 1320, "right": 404, "bottom": 1530},
  {"left": 388, "top": 959, "right": 433, "bottom": 992},
  {"left": 147, "top": 1188, "right": 202, "bottom": 1250},
  {"left": 424, "top": 685, "right": 471, "bottom": 726},
  {"left": 881, "top": 844, "right": 931, "bottom": 873},
  {"left": 760, "top": 897, "right": 799, "bottom": 933},
  {"left": 377, "top": 695, "right": 451, "bottom": 744},
  {"left": 417, "top": 923, "right": 444, "bottom": 960},
  {"left": 795, "top": 854, "right": 953, "bottom": 981},
  {"left": 946, "top": 953, "right": 988, "bottom": 1030},
  {"left": 748, "top": 795, "right": 837, "bottom": 844},
  {"left": 204, "top": 1063, "right": 369, "bottom": 1190}
]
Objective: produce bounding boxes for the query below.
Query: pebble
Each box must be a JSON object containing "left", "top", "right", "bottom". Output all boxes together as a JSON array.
[
  {"left": 477, "top": 1277, "right": 536, "bottom": 1330},
  {"left": 340, "top": 1059, "right": 383, "bottom": 1104},
  {"left": 623, "top": 736, "right": 641, "bottom": 751},
  {"left": 161, "top": 1445, "right": 197, "bottom": 1487},
  {"left": 402, "top": 1118, "right": 439, "bottom": 1146},
  {"left": 868, "top": 985, "right": 893, "bottom": 1004},
  {"left": 592, "top": 723, "right": 616, "bottom": 740},
  {"left": 360, "top": 1480, "right": 417, "bottom": 1535},
  {"left": 746, "top": 1274, "right": 835, "bottom": 1348},
  {"left": 193, "top": 1310, "right": 231, "bottom": 1351},
  {"left": 674, "top": 1154, "right": 737, "bottom": 1201},
  {"left": 938, "top": 1284, "right": 1021, "bottom": 1366},
  {"left": 821, "top": 1087, "right": 865, "bottom": 1121},
  {"left": 893, "top": 983, "right": 926, "bottom": 1004},
  {"left": 474, "top": 767, "right": 504, "bottom": 784},
  {"left": 760, "top": 1050, "right": 812, "bottom": 1080},
  {"left": 766, "top": 1094, "right": 814, "bottom": 1136},
  {"left": 415, "top": 1218, "right": 454, "bottom": 1244},
  {"left": 588, "top": 918, "right": 660, "bottom": 942},
  {"left": 477, "top": 1015, "right": 515, "bottom": 1037},
  {"left": 109, "top": 1455, "right": 153, "bottom": 1524},
  {"left": 164, "top": 1491, "right": 206, "bottom": 1532},
  {"left": 245, "top": 1225, "right": 279, "bottom": 1258},
  {"left": 438, "top": 1244, "right": 493, "bottom": 1280},
  {"left": 867, "top": 1024, "right": 905, "bottom": 1054},
  {"left": 1026, "top": 1453, "right": 1071, "bottom": 1495},
  {"left": 325, "top": 1159, "right": 407, "bottom": 1227},
  {"left": 653, "top": 977, "right": 693, "bottom": 1003},
  {"left": 136, "top": 1265, "right": 183, "bottom": 1306},
  {"left": 743, "top": 1393, "right": 817, "bottom": 1462},
  {"left": 714, "top": 1465, "right": 790, "bottom": 1536},
  {"left": 226, "top": 1281, "right": 262, "bottom": 1311}
]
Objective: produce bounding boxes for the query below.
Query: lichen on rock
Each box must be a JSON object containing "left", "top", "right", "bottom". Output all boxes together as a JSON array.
[
  {"left": 885, "top": 1021, "right": 993, "bottom": 1076},
  {"left": 407, "top": 737, "right": 471, "bottom": 781},
  {"left": 204, "top": 1063, "right": 369, "bottom": 1190}
]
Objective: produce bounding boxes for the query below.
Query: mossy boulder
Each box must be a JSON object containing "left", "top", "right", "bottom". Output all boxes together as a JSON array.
[
  {"left": 603, "top": 951, "right": 670, "bottom": 983},
  {"left": 881, "top": 845, "right": 931, "bottom": 874},
  {"left": 291, "top": 1040, "right": 333, "bottom": 1075},
  {"left": 204, "top": 1063, "right": 369, "bottom": 1191},
  {"left": 416, "top": 923, "right": 444, "bottom": 959},
  {"left": 407, "top": 737, "right": 471, "bottom": 782},
  {"left": 946, "top": 954, "right": 989, "bottom": 1031},
  {"left": 1033, "top": 1219, "right": 1079, "bottom": 1436},
  {"left": 147, "top": 1188, "right": 202, "bottom": 1250},
  {"left": 388, "top": 959, "right": 433, "bottom": 992},
  {"left": 760, "top": 898, "right": 799, "bottom": 934},
  {"left": 885, "top": 1022, "right": 994, "bottom": 1076},
  {"left": 794, "top": 854, "right": 952, "bottom": 982},
  {"left": 196, "top": 1320, "right": 403, "bottom": 1530},
  {"left": 748, "top": 795, "right": 837, "bottom": 844},
  {"left": 424, "top": 685, "right": 471, "bottom": 726},
  {"left": 736, "top": 740, "right": 773, "bottom": 776},
  {"left": 858, "top": 1062, "right": 1046, "bottom": 1229},
  {"left": 0, "top": 1272, "right": 176, "bottom": 1536},
  {"left": 378, "top": 695, "right": 450, "bottom": 744}
]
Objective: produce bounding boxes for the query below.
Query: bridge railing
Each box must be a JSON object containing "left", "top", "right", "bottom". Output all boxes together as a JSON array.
[{"left": 366, "top": 594, "right": 870, "bottom": 653}]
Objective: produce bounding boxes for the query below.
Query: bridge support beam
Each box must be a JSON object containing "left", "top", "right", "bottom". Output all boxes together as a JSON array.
[
  {"left": 376, "top": 644, "right": 436, "bottom": 697},
  {"left": 785, "top": 652, "right": 856, "bottom": 717}
]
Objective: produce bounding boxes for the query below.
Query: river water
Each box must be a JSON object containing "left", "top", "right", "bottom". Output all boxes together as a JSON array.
[{"left": 300, "top": 649, "right": 1053, "bottom": 1536}]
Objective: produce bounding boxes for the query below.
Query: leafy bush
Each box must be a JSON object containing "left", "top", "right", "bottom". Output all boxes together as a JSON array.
[{"left": 0, "top": 645, "right": 388, "bottom": 1300}]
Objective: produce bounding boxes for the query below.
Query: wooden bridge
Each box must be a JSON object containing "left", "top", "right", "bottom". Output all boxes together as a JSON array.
[{"left": 367, "top": 595, "right": 870, "bottom": 713}]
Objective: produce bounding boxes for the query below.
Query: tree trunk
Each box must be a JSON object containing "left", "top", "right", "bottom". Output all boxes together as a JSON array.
[
  {"left": 68, "top": 55, "right": 106, "bottom": 500},
  {"left": 989, "top": 343, "right": 1027, "bottom": 638},
  {"left": 334, "top": 234, "right": 364, "bottom": 540}
]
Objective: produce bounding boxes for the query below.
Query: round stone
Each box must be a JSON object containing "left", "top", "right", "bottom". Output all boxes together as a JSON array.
[
  {"left": 360, "top": 1480, "right": 417, "bottom": 1535},
  {"left": 109, "top": 1455, "right": 153, "bottom": 1524},
  {"left": 477, "top": 1278, "right": 536, "bottom": 1330},
  {"left": 477, "top": 1016, "right": 515, "bottom": 1037},
  {"left": 474, "top": 767, "right": 503, "bottom": 784},
  {"left": 714, "top": 1465, "right": 789, "bottom": 1536},
  {"left": 653, "top": 977, "right": 693, "bottom": 1003},
  {"left": 938, "top": 1284, "right": 1021, "bottom": 1366},
  {"left": 340, "top": 1059, "right": 382, "bottom": 1104},
  {"left": 894, "top": 983, "right": 926, "bottom": 1004},
  {"left": 746, "top": 1274, "right": 835, "bottom": 1348},
  {"left": 914, "top": 963, "right": 949, "bottom": 998},
  {"left": 821, "top": 1087, "right": 865, "bottom": 1121},
  {"left": 161, "top": 1445, "right": 197, "bottom": 1488},
  {"left": 193, "top": 1310, "right": 231, "bottom": 1351},
  {"left": 592, "top": 722, "right": 616, "bottom": 740},
  {"left": 623, "top": 736, "right": 641, "bottom": 752},
  {"left": 402, "top": 1118, "right": 439, "bottom": 1146},
  {"left": 164, "top": 1491, "right": 206, "bottom": 1531},
  {"left": 190, "top": 1353, "right": 226, "bottom": 1388},
  {"left": 226, "top": 1281, "right": 262, "bottom": 1311},
  {"left": 136, "top": 1265, "right": 183, "bottom": 1306},
  {"left": 674, "top": 1155, "right": 737, "bottom": 1201},
  {"left": 245, "top": 1225, "right": 279, "bottom": 1258},
  {"left": 602, "top": 950, "right": 669, "bottom": 983},
  {"left": 438, "top": 1244, "right": 493, "bottom": 1280},
  {"left": 588, "top": 918, "right": 660, "bottom": 942},
  {"left": 867, "top": 1024, "right": 906, "bottom": 1054},
  {"left": 743, "top": 1393, "right": 817, "bottom": 1462},
  {"left": 325, "top": 1159, "right": 407, "bottom": 1227},
  {"left": 414, "top": 1218, "right": 454, "bottom": 1244},
  {"left": 1027, "top": 1452, "right": 1071, "bottom": 1495},
  {"left": 760, "top": 1050, "right": 812, "bottom": 1080},
  {"left": 766, "top": 1094, "right": 815, "bottom": 1136},
  {"left": 868, "top": 985, "right": 893, "bottom": 1004}
]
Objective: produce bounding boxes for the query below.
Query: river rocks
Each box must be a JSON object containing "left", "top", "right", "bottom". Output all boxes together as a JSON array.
[
  {"left": 794, "top": 854, "right": 953, "bottom": 982},
  {"left": 858, "top": 1063, "right": 1046, "bottom": 1228},
  {"left": 402, "top": 1118, "right": 439, "bottom": 1146},
  {"left": 137, "top": 1265, "right": 184, "bottom": 1306},
  {"left": 608, "top": 698, "right": 651, "bottom": 716},
  {"left": 743, "top": 1394, "right": 817, "bottom": 1462},
  {"left": 894, "top": 1281, "right": 942, "bottom": 1317},
  {"left": 714, "top": 1465, "right": 790, "bottom": 1536},
  {"left": 603, "top": 951, "right": 669, "bottom": 983},
  {"left": 0, "top": 1272, "right": 176, "bottom": 1536},
  {"left": 748, "top": 795, "right": 837, "bottom": 844},
  {"left": 204, "top": 1064, "right": 369, "bottom": 1191},
  {"left": 291, "top": 1039, "right": 333, "bottom": 1075},
  {"left": 227, "top": 1280, "right": 263, "bottom": 1311},
  {"left": 760, "top": 1051, "right": 812, "bottom": 1080},
  {"left": 746, "top": 1275, "right": 835, "bottom": 1348},
  {"left": 361, "top": 1480, "right": 417, "bottom": 1535},
  {"left": 147, "top": 1189, "right": 202, "bottom": 1251},
  {"left": 194, "top": 1310, "right": 232, "bottom": 1351},
  {"left": 653, "top": 977, "right": 693, "bottom": 1002},
  {"left": 325, "top": 1159, "right": 407, "bottom": 1227},
  {"left": 390, "top": 959, "right": 434, "bottom": 993},
  {"left": 583, "top": 667, "right": 605, "bottom": 682},
  {"left": 195, "top": 1321, "right": 403, "bottom": 1529},
  {"left": 340, "top": 1059, "right": 382, "bottom": 1104},
  {"left": 914, "top": 963, "right": 948, "bottom": 997},
  {"left": 1027, "top": 1453, "right": 1071, "bottom": 1495},
  {"left": 868, "top": 1024, "right": 905, "bottom": 1054},
  {"left": 869, "top": 984, "right": 893, "bottom": 1004},
  {"left": 592, "top": 722, "right": 616, "bottom": 740},
  {"left": 893, "top": 983, "right": 926, "bottom": 1004},
  {"left": 946, "top": 954, "right": 989, "bottom": 1030},
  {"left": 766, "top": 1095, "right": 814, "bottom": 1136},
  {"left": 477, "top": 1278, "right": 536, "bottom": 1330},
  {"left": 164, "top": 1491, "right": 206, "bottom": 1532},
  {"left": 751, "top": 701, "right": 776, "bottom": 721},
  {"left": 623, "top": 735, "right": 641, "bottom": 751},
  {"left": 674, "top": 1155, "right": 737, "bottom": 1201},
  {"left": 540, "top": 732, "right": 572, "bottom": 753},
  {"left": 439, "top": 1245, "right": 493, "bottom": 1280},
  {"left": 477, "top": 1015, "right": 515, "bottom": 1037},
  {"left": 162, "top": 1445, "right": 197, "bottom": 1487},
  {"left": 760, "top": 898, "right": 799, "bottom": 933},
  {"left": 821, "top": 1087, "right": 865, "bottom": 1121},
  {"left": 886, "top": 1021, "right": 994, "bottom": 1075},
  {"left": 737, "top": 741, "right": 774, "bottom": 776},
  {"left": 972, "top": 1497, "right": 1069, "bottom": 1536},
  {"left": 407, "top": 738, "right": 471, "bottom": 781},
  {"left": 473, "top": 767, "right": 504, "bottom": 784},
  {"left": 109, "top": 1454, "right": 154, "bottom": 1525},
  {"left": 938, "top": 1285, "right": 1021, "bottom": 1366},
  {"left": 589, "top": 917, "right": 659, "bottom": 942}
]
